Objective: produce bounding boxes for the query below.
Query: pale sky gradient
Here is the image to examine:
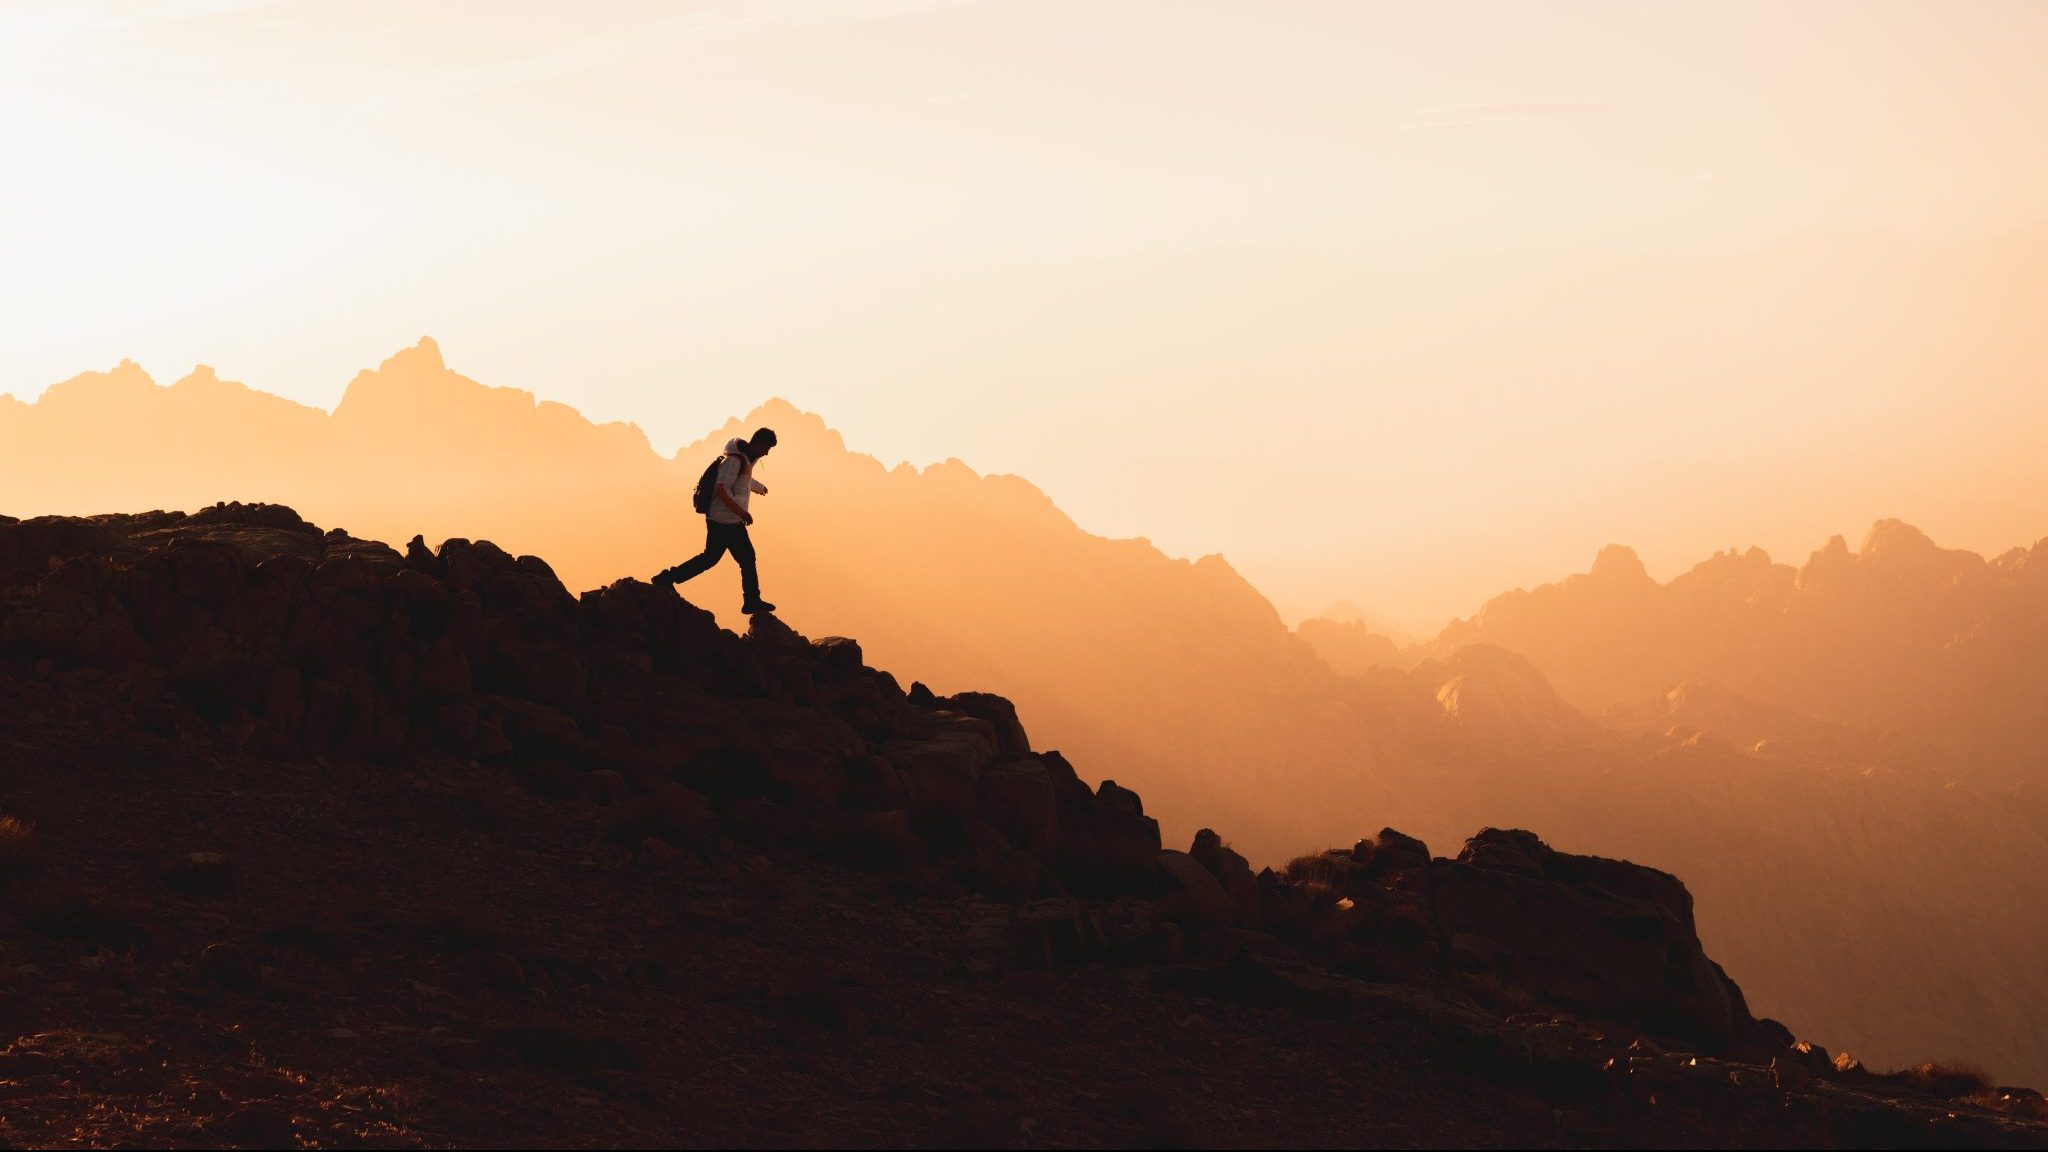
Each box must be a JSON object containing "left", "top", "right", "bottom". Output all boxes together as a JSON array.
[{"left": 5, "top": 1, "right": 2048, "bottom": 629}]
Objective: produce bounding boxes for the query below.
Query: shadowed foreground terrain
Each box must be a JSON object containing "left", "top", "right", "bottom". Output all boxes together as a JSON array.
[{"left": 1, "top": 505, "right": 2044, "bottom": 1147}]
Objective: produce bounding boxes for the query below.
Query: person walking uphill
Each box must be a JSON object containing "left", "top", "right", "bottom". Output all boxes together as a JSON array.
[{"left": 654, "top": 427, "right": 778, "bottom": 613}]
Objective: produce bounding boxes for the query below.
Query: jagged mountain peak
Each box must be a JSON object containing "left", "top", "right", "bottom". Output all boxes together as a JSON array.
[
  {"left": 26, "top": 358, "right": 159, "bottom": 408},
  {"left": 739, "top": 395, "right": 828, "bottom": 432},
  {"left": 1587, "top": 542, "right": 1652, "bottom": 583},
  {"left": 382, "top": 334, "right": 446, "bottom": 374},
  {"left": 335, "top": 336, "right": 470, "bottom": 410},
  {"left": 692, "top": 398, "right": 849, "bottom": 463},
  {"left": 327, "top": 338, "right": 653, "bottom": 459},
  {"left": 1410, "top": 642, "right": 1597, "bottom": 743},
  {"left": 1859, "top": 517, "right": 1939, "bottom": 559}
]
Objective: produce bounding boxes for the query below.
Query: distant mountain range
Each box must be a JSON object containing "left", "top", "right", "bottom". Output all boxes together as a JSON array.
[
  {"left": 1426, "top": 526, "right": 2048, "bottom": 784},
  {"left": 5, "top": 339, "right": 2046, "bottom": 1084},
  {"left": 1298, "top": 527, "right": 2048, "bottom": 1084}
]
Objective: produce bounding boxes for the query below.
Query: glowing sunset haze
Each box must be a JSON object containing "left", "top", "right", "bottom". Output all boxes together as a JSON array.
[
  {"left": 6, "top": 1, "right": 2048, "bottom": 627},
  {"left": 5, "top": 4, "right": 2048, "bottom": 1147}
]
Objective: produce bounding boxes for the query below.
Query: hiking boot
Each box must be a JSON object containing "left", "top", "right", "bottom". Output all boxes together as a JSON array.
[
  {"left": 742, "top": 598, "right": 777, "bottom": 615},
  {"left": 651, "top": 569, "right": 678, "bottom": 590}
]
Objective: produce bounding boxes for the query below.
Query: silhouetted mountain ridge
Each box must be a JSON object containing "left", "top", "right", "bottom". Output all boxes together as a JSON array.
[{"left": 4, "top": 505, "right": 2043, "bottom": 1146}]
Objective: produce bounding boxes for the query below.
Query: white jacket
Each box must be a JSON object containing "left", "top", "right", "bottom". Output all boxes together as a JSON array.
[{"left": 708, "top": 437, "right": 769, "bottom": 524}]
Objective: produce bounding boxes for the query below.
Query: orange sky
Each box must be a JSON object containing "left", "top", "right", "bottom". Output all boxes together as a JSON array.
[{"left": 5, "top": 1, "right": 2047, "bottom": 628}]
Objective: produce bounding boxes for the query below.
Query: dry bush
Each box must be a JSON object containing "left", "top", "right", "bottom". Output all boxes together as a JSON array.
[
  {"left": 1266, "top": 854, "right": 1363, "bottom": 941},
  {"left": 0, "top": 815, "right": 44, "bottom": 882},
  {"left": 1282, "top": 852, "right": 1342, "bottom": 893},
  {"left": 1881, "top": 1060, "right": 1995, "bottom": 1099},
  {"left": 1968, "top": 1087, "right": 2048, "bottom": 1120}
]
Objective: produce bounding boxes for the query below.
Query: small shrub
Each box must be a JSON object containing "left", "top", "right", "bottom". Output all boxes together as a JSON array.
[
  {"left": 1282, "top": 852, "right": 1342, "bottom": 893},
  {"left": 1968, "top": 1087, "right": 2048, "bottom": 1120},
  {"left": 1882, "top": 1060, "right": 1995, "bottom": 1099},
  {"left": 0, "top": 816, "right": 44, "bottom": 882}
]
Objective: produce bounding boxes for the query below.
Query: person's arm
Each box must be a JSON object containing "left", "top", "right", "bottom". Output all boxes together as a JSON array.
[
  {"left": 749, "top": 477, "right": 768, "bottom": 495},
  {"left": 716, "top": 484, "right": 750, "bottom": 523}
]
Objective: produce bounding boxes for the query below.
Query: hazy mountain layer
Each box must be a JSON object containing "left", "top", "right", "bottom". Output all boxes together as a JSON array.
[
  {"left": 1301, "top": 530, "right": 2048, "bottom": 1082},
  {"left": 1413, "top": 528, "right": 2048, "bottom": 787}
]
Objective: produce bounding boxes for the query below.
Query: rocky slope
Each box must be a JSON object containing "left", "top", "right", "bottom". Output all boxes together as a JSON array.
[
  {"left": 3, "top": 505, "right": 2042, "bottom": 1147},
  {"left": 0, "top": 340, "right": 1370, "bottom": 853}
]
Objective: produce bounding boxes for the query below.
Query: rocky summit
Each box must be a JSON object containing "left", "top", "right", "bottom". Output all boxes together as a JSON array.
[{"left": 0, "top": 504, "right": 2042, "bottom": 1148}]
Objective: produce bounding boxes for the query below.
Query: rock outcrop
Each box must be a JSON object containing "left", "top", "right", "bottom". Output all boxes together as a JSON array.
[
  {"left": 2, "top": 504, "right": 2043, "bottom": 1146},
  {"left": 0, "top": 504, "right": 1780, "bottom": 1055}
]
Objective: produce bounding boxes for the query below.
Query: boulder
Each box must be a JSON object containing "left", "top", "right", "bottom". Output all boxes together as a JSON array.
[
  {"left": 1189, "top": 829, "right": 1261, "bottom": 926},
  {"left": 809, "top": 636, "right": 864, "bottom": 678},
  {"left": 743, "top": 610, "right": 808, "bottom": 652},
  {"left": 1454, "top": 827, "right": 1545, "bottom": 877},
  {"left": 939, "top": 692, "right": 1032, "bottom": 758},
  {"left": 1360, "top": 828, "right": 1429, "bottom": 876},
  {"left": 887, "top": 735, "right": 992, "bottom": 826},
  {"left": 1427, "top": 828, "right": 1769, "bottom": 1053},
  {"left": 435, "top": 538, "right": 515, "bottom": 594},
  {"left": 886, "top": 713, "right": 1000, "bottom": 826},
  {"left": 979, "top": 759, "right": 1060, "bottom": 859},
  {"left": 1054, "top": 778, "right": 1162, "bottom": 894},
  {"left": 1157, "top": 850, "right": 1240, "bottom": 928}
]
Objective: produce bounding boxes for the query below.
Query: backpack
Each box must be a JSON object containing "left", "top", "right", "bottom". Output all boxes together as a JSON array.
[{"left": 691, "top": 452, "right": 734, "bottom": 514}]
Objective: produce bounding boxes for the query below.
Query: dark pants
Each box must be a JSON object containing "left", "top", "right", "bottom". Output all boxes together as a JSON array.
[{"left": 668, "top": 519, "right": 760, "bottom": 602}]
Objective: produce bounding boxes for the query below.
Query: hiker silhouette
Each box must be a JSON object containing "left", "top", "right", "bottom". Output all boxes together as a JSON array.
[{"left": 655, "top": 427, "right": 778, "bottom": 613}]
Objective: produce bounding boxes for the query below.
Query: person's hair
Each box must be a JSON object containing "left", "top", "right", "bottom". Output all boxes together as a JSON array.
[{"left": 749, "top": 427, "right": 778, "bottom": 450}]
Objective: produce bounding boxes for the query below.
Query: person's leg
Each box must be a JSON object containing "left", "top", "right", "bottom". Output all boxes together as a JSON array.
[
  {"left": 664, "top": 520, "right": 730, "bottom": 583},
  {"left": 729, "top": 524, "right": 765, "bottom": 607}
]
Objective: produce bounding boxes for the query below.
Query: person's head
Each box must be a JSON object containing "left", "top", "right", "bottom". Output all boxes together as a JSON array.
[{"left": 746, "top": 427, "right": 778, "bottom": 460}]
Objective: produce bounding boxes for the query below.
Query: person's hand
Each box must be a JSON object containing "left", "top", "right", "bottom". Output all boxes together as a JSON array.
[{"left": 743, "top": 513, "right": 754, "bottom": 526}]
